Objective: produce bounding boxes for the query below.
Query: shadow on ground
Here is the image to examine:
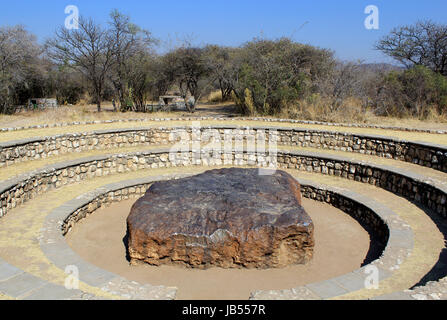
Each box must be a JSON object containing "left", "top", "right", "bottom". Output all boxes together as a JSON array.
[{"left": 411, "top": 204, "right": 447, "bottom": 288}]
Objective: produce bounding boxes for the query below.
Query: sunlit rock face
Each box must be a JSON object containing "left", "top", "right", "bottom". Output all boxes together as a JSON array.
[{"left": 127, "top": 168, "right": 314, "bottom": 269}]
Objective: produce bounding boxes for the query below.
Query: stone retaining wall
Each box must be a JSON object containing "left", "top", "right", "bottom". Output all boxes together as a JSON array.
[
  {"left": 1, "top": 126, "right": 446, "bottom": 173},
  {"left": 1, "top": 148, "right": 446, "bottom": 222},
  {"left": 55, "top": 175, "right": 413, "bottom": 300},
  {"left": 62, "top": 181, "right": 152, "bottom": 235},
  {"left": 0, "top": 120, "right": 443, "bottom": 300},
  {"left": 279, "top": 151, "right": 447, "bottom": 218},
  {"left": 300, "top": 185, "right": 389, "bottom": 259},
  {"left": 62, "top": 178, "right": 390, "bottom": 265},
  {"left": 0, "top": 145, "right": 437, "bottom": 299}
]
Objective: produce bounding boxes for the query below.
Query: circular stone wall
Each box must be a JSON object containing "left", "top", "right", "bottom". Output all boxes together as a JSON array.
[
  {"left": 67, "top": 196, "right": 370, "bottom": 299},
  {"left": 0, "top": 117, "right": 445, "bottom": 300}
]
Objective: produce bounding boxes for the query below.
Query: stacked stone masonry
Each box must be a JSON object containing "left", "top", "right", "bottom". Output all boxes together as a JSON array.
[
  {"left": 1, "top": 149, "right": 446, "bottom": 220},
  {"left": 54, "top": 175, "right": 411, "bottom": 300},
  {"left": 1, "top": 126, "right": 446, "bottom": 172},
  {"left": 0, "top": 120, "right": 446, "bottom": 300}
]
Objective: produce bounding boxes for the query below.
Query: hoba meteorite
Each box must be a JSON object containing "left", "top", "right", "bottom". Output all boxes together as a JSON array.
[{"left": 127, "top": 168, "right": 314, "bottom": 269}]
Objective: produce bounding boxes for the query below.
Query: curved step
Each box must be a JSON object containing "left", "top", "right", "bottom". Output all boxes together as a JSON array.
[{"left": 0, "top": 124, "right": 446, "bottom": 172}]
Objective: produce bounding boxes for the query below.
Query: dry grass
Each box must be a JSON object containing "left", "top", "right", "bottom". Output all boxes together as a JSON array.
[
  {"left": 205, "top": 90, "right": 223, "bottom": 103},
  {"left": 0, "top": 103, "right": 194, "bottom": 128},
  {"left": 2, "top": 100, "right": 447, "bottom": 132},
  {"left": 278, "top": 97, "right": 447, "bottom": 130},
  {"left": 280, "top": 97, "right": 372, "bottom": 123}
]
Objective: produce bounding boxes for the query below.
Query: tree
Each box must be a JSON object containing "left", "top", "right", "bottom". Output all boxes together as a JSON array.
[
  {"left": 316, "top": 61, "right": 364, "bottom": 112},
  {"left": 46, "top": 16, "right": 114, "bottom": 112},
  {"left": 376, "top": 20, "right": 447, "bottom": 76},
  {"left": 203, "top": 45, "right": 239, "bottom": 101},
  {"left": 48, "top": 65, "right": 85, "bottom": 105},
  {"left": 372, "top": 65, "right": 447, "bottom": 117},
  {"left": 232, "top": 37, "right": 335, "bottom": 115},
  {"left": 126, "top": 50, "right": 153, "bottom": 112},
  {"left": 108, "top": 9, "right": 155, "bottom": 111},
  {"left": 166, "top": 46, "right": 212, "bottom": 101},
  {"left": 0, "top": 25, "right": 43, "bottom": 113},
  {"left": 146, "top": 55, "right": 176, "bottom": 99}
]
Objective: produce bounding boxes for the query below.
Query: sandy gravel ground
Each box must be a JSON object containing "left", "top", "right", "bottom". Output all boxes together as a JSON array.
[{"left": 67, "top": 198, "right": 370, "bottom": 300}]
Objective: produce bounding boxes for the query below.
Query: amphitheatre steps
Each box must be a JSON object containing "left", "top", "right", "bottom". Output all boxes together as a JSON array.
[
  {"left": 0, "top": 118, "right": 446, "bottom": 300},
  {"left": 0, "top": 168, "right": 440, "bottom": 300},
  {"left": 1, "top": 123, "right": 446, "bottom": 174},
  {"left": 1, "top": 147, "right": 446, "bottom": 220}
]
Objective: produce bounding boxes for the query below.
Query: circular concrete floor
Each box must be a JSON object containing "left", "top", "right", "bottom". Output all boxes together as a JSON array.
[{"left": 66, "top": 197, "right": 370, "bottom": 299}]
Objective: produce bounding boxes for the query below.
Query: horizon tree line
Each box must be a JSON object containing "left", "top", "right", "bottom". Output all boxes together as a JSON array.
[{"left": 0, "top": 10, "right": 446, "bottom": 120}]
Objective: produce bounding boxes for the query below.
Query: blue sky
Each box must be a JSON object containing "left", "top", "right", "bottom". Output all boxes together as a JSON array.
[{"left": 0, "top": 0, "right": 446, "bottom": 63}]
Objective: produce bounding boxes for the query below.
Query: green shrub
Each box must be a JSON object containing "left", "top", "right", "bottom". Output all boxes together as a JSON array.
[
  {"left": 379, "top": 65, "right": 447, "bottom": 118},
  {"left": 232, "top": 38, "right": 335, "bottom": 116}
]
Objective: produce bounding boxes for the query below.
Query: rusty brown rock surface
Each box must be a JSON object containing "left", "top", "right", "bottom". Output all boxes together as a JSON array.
[{"left": 127, "top": 168, "right": 314, "bottom": 269}]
